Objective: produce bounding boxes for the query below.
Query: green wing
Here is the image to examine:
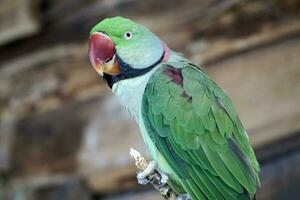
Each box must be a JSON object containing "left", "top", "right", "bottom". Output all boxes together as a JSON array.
[{"left": 142, "top": 62, "right": 260, "bottom": 200}]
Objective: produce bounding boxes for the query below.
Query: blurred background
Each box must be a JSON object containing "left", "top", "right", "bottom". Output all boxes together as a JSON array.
[{"left": 0, "top": 0, "right": 300, "bottom": 199}]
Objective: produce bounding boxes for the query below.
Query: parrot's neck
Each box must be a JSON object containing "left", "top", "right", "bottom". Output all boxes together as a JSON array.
[
  {"left": 112, "top": 50, "right": 182, "bottom": 121},
  {"left": 112, "top": 64, "right": 160, "bottom": 121}
]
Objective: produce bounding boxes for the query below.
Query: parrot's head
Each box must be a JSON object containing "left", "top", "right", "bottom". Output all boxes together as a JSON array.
[{"left": 88, "top": 16, "right": 168, "bottom": 88}]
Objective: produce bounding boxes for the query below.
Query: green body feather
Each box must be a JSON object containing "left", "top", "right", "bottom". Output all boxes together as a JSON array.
[{"left": 141, "top": 58, "right": 260, "bottom": 200}]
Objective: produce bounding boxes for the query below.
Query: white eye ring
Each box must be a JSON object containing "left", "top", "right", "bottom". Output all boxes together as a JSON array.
[{"left": 124, "top": 31, "right": 133, "bottom": 40}]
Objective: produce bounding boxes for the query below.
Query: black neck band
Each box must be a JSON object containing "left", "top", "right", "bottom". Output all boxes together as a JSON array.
[{"left": 103, "top": 51, "right": 165, "bottom": 88}]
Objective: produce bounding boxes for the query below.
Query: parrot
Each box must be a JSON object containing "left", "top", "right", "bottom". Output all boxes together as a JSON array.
[{"left": 88, "top": 16, "right": 260, "bottom": 200}]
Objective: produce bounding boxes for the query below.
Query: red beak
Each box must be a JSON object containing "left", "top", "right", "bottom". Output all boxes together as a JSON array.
[{"left": 88, "top": 32, "right": 120, "bottom": 76}]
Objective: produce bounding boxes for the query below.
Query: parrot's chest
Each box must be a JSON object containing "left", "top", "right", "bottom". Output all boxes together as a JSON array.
[
  {"left": 112, "top": 66, "right": 159, "bottom": 121},
  {"left": 111, "top": 66, "right": 174, "bottom": 175}
]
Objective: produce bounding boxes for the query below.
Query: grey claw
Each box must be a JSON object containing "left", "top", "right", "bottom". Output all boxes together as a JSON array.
[
  {"left": 137, "top": 160, "right": 157, "bottom": 179},
  {"left": 157, "top": 169, "right": 169, "bottom": 186},
  {"left": 177, "top": 194, "right": 191, "bottom": 200},
  {"left": 136, "top": 160, "right": 157, "bottom": 185},
  {"left": 136, "top": 160, "right": 170, "bottom": 188},
  {"left": 137, "top": 174, "right": 150, "bottom": 185}
]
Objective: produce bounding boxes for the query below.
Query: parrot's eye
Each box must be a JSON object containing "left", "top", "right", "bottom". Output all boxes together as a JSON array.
[{"left": 124, "top": 31, "right": 133, "bottom": 40}]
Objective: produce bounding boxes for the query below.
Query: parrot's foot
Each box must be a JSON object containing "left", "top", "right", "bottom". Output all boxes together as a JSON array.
[
  {"left": 136, "top": 160, "right": 158, "bottom": 184},
  {"left": 157, "top": 169, "right": 169, "bottom": 186},
  {"left": 130, "top": 148, "right": 175, "bottom": 199},
  {"left": 136, "top": 160, "right": 168, "bottom": 187},
  {"left": 177, "top": 194, "right": 191, "bottom": 200}
]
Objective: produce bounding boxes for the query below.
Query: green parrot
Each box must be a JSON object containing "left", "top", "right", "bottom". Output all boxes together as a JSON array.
[{"left": 88, "top": 16, "right": 260, "bottom": 200}]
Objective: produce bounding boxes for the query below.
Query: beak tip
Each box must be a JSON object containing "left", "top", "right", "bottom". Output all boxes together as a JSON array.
[{"left": 98, "top": 70, "right": 104, "bottom": 76}]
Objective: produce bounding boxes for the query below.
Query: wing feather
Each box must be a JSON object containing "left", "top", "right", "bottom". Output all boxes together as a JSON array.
[{"left": 142, "top": 63, "right": 260, "bottom": 200}]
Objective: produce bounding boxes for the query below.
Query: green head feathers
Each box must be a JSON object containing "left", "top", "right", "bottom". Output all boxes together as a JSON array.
[{"left": 90, "top": 16, "right": 164, "bottom": 71}]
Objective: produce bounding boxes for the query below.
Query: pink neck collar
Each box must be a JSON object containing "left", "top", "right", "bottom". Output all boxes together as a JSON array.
[{"left": 162, "top": 43, "right": 171, "bottom": 62}]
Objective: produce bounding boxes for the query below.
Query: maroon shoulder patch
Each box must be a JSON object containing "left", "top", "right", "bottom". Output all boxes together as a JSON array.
[
  {"left": 163, "top": 67, "right": 183, "bottom": 86},
  {"left": 163, "top": 66, "right": 192, "bottom": 101}
]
